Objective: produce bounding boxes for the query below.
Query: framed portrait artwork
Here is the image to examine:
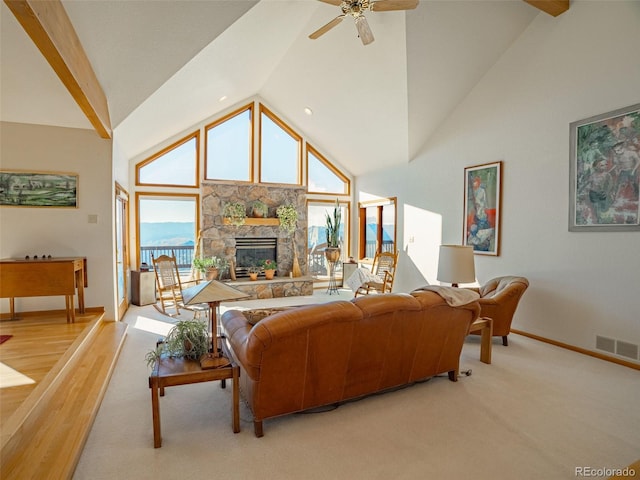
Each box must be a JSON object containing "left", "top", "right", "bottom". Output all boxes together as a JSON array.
[
  {"left": 569, "top": 103, "right": 640, "bottom": 231},
  {"left": 463, "top": 161, "right": 502, "bottom": 256},
  {"left": 0, "top": 170, "right": 78, "bottom": 208}
]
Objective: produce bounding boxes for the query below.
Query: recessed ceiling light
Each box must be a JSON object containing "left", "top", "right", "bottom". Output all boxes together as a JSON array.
[
  {"left": 304, "top": 107, "right": 313, "bottom": 116},
  {"left": 219, "top": 95, "right": 228, "bottom": 102}
]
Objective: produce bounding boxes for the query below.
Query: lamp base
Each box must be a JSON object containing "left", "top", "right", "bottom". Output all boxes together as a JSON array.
[{"left": 200, "top": 353, "right": 231, "bottom": 369}]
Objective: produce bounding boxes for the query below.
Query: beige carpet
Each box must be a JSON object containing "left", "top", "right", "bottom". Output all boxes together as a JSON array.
[{"left": 74, "top": 290, "right": 640, "bottom": 479}]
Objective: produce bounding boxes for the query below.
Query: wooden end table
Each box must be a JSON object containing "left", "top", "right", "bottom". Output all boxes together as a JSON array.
[
  {"left": 468, "top": 317, "right": 493, "bottom": 364},
  {"left": 148, "top": 351, "right": 240, "bottom": 448}
]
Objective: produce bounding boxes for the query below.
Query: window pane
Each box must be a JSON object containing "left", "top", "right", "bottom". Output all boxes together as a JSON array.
[
  {"left": 308, "top": 150, "right": 348, "bottom": 194},
  {"left": 365, "top": 206, "right": 378, "bottom": 259},
  {"left": 206, "top": 109, "right": 251, "bottom": 181},
  {"left": 382, "top": 205, "right": 395, "bottom": 253},
  {"left": 308, "top": 202, "right": 348, "bottom": 278},
  {"left": 260, "top": 112, "right": 299, "bottom": 184},
  {"left": 138, "top": 196, "right": 197, "bottom": 272},
  {"left": 138, "top": 137, "right": 197, "bottom": 186}
]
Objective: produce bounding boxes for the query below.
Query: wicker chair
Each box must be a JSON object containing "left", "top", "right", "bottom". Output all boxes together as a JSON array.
[{"left": 353, "top": 251, "right": 398, "bottom": 297}]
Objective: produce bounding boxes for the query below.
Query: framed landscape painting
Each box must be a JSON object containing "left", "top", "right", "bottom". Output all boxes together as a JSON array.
[
  {"left": 0, "top": 170, "right": 78, "bottom": 208},
  {"left": 569, "top": 103, "right": 640, "bottom": 231},
  {"left": 463, "top": 161, "right": 502, "bottom": 256}
]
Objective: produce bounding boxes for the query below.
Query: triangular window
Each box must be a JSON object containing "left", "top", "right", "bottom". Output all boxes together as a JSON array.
[
  {"left": 307, "top": 144, "right": 350, "bottom": 195},
  {"left": 136, "top": 133, "right": 198, "bottom": 187}
]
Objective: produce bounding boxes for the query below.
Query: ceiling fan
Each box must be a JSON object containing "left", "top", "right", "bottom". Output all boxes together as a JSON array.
[{"left": 309, "top": 0, "right": 419, "bottom": 46}]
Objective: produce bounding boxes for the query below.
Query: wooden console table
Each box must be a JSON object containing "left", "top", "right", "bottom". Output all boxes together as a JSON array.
[
  {"left": 0, "top": 257, "right": 87, "bottom": 322},
  {"left": 148, "top": 352, "right": 240, "bottom": 448}
]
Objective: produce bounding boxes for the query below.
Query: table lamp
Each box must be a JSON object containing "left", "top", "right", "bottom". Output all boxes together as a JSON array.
[
  {"left": 436, "top": 245, "right": 475, "bottom": 287},
  {"left": 182, "top": 280, "right": 248, "bottom": 368}
]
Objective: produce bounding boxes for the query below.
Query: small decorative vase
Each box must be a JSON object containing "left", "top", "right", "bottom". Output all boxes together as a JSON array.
[
  {"left": 249, "top": 272, "right": 258, "bottom": 281},
  {"left": 264, "top": 269, "right": 275, "bottom": 280}
]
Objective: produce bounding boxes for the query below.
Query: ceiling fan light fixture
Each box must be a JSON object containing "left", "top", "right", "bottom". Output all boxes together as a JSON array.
[{"left": 310, "top": 0, "right": 418, "bottom": 45}]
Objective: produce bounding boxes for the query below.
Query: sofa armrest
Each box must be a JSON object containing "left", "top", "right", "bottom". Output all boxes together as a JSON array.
[{"left": 220, "top": 310, "right": 260, "bottom": 380}]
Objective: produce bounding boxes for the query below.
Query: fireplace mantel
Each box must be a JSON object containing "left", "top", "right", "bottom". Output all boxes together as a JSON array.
[{"left": 222, "top": 218, "right": 279, "bottom": 226}]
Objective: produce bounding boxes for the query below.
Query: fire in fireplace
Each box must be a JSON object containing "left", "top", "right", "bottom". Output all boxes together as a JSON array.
[{"left": 235, "top": 237, "right": 277, "bottom": 278}]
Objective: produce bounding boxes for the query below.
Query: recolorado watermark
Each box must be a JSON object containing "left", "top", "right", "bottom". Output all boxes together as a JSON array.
[{"left": 575, "top": 466, "right": 636, "bottom": 477}]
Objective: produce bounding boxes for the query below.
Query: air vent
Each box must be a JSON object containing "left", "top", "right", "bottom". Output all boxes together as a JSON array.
[
  {"left": 596, "top": 335, "right": 615, "bottom": 354},
  {"left": 616, "top": 341, "right": 639, "bottom": 360}
]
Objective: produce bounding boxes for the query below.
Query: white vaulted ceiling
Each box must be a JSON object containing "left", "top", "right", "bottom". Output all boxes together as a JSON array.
[{"left": 1, "top": 0, "right": 541, "bottom": 176}]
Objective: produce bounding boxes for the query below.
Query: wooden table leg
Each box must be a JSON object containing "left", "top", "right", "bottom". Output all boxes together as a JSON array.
[
  {"left": 480, "top": 318, "right": 492, "bottom": 364},
  {"left": 150, "top": 380, "right": 162, "bottom": 448},
  {"left": 75, "top": 268, "right": 86, "bottom": 314},
  {"left": 65, "top": 295, "right": 76, "bottom": 323},
  {"left": 9, "top": 298, "right": 15, "bottom": 320},
  {"left": 232, "top": 365, "right": 240, "bottom": 433}
]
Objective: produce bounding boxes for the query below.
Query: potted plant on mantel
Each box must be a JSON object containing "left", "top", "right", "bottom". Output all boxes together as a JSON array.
[
  {"left": 325, "top": 199, "right": 342, "bottom": 263},
  {"left": 250, "top": 200, "right": 269, "bottom": 218},
  {"left": 223, "top": 201, "right": 246, "bottom": 226},
  {"left": 145, "top": 318, "right": 210, "bottom": 368}
]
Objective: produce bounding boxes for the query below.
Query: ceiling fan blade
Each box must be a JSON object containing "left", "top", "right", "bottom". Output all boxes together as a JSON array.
[
  {"left": 317, "top": 0, "right": 343, "bottom": 5},
  {"left": 355, "top": 16, "right": 375, "bottom": 45},
  {"left": 370, "top": 0, "right": 419, "bottom": 12},
  {"left": 309, "top": 15, "right": 345, "bottom": 40}
]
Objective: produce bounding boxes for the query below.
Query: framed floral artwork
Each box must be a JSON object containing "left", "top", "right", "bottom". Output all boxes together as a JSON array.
[
  {"left": 569, "top": 103, "right": 640, "bottom": 231},
  {"left": 463, "top": 161, "right": 502, "bottom": 256}
]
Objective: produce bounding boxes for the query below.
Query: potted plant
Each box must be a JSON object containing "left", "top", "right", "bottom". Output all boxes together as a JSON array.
[
  {"left": 145, "top": 318, "right": 210, "bottom": 368},
  {"left": 276, "top": 204, "right": 298, "bottom": 234},
  {"left": 222, "top": 201, "right": 246, "bottom": 226},
  {"left": 259, "top": 259, "right": 277, "bottom": 280},
  {"left": 325, "top": 199, "right": 342, "bottom": 263},
  {"left": 247, "top": 265, "right": 260, "bottom": 281},
  {"left": 250, "top": 200, "right": 269, "bottom": 218},
  {"left": 193, "top": 255, "right": 225, "bottom": 280}
]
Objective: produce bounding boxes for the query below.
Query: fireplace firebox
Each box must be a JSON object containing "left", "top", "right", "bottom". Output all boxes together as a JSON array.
[{"left": 235, "top": 237, "right": 277, "bottom": 278}]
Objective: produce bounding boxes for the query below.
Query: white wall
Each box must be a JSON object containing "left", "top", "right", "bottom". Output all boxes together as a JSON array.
[
  {"left": 0, "top": 122, "right": 116, "bottom": 319},
  {"left": 358, "top": 1, "right": 640, "bottom": 363}
]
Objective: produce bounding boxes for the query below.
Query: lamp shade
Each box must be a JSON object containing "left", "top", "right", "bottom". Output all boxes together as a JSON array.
[
  {"left": 437, "top": 245, "right": 476, "bottom": 286},
  {"left": 182, "top": 280, "right": 248, "bottom": 305}
]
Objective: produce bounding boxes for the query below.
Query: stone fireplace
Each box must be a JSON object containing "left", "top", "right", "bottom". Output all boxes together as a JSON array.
[{"left": 200, "top": 181, "right": 312, "bottom": 298}]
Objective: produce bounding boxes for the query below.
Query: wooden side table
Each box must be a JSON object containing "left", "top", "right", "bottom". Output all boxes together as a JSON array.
[
  {"left": 468, "top": 317, "right": 493, "bottom": 364},
  {"left": 148, "top": 353, "right": 240, "bottom": 448}
]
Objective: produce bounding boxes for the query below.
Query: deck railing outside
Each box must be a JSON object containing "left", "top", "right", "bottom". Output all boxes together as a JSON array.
[{"left": 140, "top": 245, "right": 195, "bottom": 272}]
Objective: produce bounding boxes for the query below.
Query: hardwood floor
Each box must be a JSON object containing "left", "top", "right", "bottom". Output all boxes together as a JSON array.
[{"left": 0, "top": 309, "right": 127, "bottom": 479}]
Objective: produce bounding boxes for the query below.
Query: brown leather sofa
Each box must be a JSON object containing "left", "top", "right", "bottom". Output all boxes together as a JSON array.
[
  {"left": 468, "top": 276, "right": 529, "bottom": 346},
  {"left": 220, "top": 290, "right": 480, "bottom": 437}
]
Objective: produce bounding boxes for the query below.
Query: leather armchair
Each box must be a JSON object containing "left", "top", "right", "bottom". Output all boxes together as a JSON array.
[{"left": 469, "top": 276, "right": 529, "bottom": 346}]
